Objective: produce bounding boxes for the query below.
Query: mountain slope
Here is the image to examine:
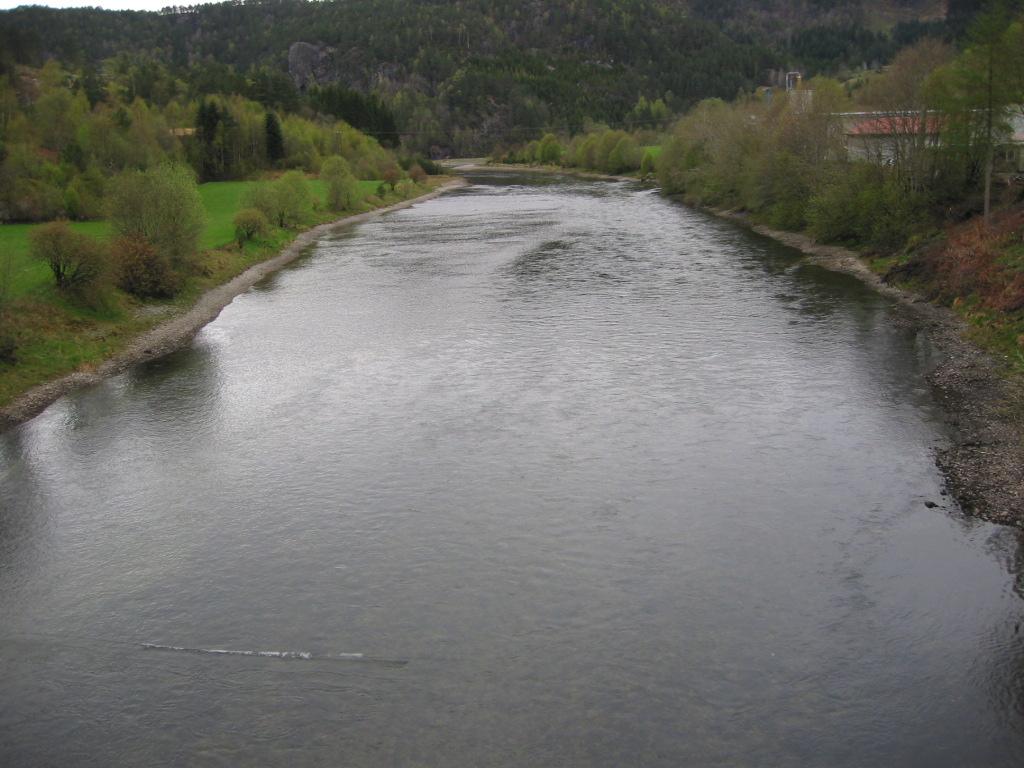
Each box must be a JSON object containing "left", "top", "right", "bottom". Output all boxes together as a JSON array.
[{"left": 0, "top": 0, "right": 964, "bottom": 153}]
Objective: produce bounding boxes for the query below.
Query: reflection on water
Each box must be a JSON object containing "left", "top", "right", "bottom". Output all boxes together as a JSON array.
[{"left": 1, "top": 172, "right": 1023, "bottom": 767}]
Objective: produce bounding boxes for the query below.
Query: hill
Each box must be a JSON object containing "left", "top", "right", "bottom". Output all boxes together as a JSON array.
[{"left": 0, "top": 0, "right": 976, "bottom": 153}]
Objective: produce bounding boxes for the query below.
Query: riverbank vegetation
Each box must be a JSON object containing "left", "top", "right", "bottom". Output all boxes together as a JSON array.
[
  {"left": 0, "top": 172, "right": 444, "bottom": 408},
  {"left": 0, "top": 38, "right": 449, "bottom": 407},
  {"left": 653, "top": 6, "right": 1024, "bottom": 369},
  {"left": 489, "top": 100, "right": 665, "bottom": 177},
  {"left": 491, "top": 4, "right": 1024, "bottom": 369}
]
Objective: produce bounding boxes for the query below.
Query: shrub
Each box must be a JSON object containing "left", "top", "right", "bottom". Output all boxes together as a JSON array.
[
  {"left": 807, "top": 164, "right": 926, "bottom": 251},
  {"left": 415, "top": 156, "right": 442, "bottom": 175},
  {"left": 320, "top": 156, "right": 362, "bottom": 212},
  {"left": 606, "top": 136, "right": 640, "bottom": 174},
  {"left": 408, "top": 163, "right": 427, "bottom": 184},
  {"left": 394, "top": 179, "right": 416, "bottom": 197},
  {"left": 108, "top": 163, "right": 206, "bottom": 273},
  {"left": 274, "top": 171, "right": 313, "bottom": 226},
  {"left": 244, "top": 182, "right": 280, "bottom": 226},
  {"left": 64, "top": 168, "right": 105, "bottom": 220},
  {"left": 246, "top": 172, "right": 313, "bottom": 228},
  {"left": 12, "top": 178, "right": 65, "bottom": 221},
  {"left": 233, "top": 208, "right": 270, "bottom": 246},
  {"left": 382, "top": 167, "right": 401, "bottom": 190},
  {"left": 538, "top": 134, "right": 563, "bottom": 165},
  {"left": 29, "top": 221, "right": 108, "bottom": 292},
  {"left": 113, "top": 235, "right": 180, "bottom": 298},
  {"left": 639, "top": 149, "right": 657, "bottom": 181}
]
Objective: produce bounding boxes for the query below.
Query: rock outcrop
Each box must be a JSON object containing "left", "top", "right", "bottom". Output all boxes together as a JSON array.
[{"left": 287, "top": 42, "right": 338, "bottom": 91}]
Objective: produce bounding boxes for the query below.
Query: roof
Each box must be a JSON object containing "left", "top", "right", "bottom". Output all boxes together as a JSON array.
[{"left": 846, "top": 114, "right": 942, "bottom": 136}]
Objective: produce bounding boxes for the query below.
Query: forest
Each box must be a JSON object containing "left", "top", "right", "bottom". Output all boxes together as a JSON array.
[{"left": 0, "top": 0, "right": 986, "bottom": 155}]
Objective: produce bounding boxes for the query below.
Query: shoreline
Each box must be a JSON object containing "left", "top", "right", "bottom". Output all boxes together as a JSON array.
[
  {"left": 711, "top": 208, "right": 1024, "bottom": 528},
  {"left": 445, "top": 161, "right": 641, "bottom": 184},
  {"left": 0, "top": 178, "right": 468, "bottom": 433}
]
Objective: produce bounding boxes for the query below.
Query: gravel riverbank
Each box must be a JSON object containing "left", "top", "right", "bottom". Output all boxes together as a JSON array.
[{"left": 0, "top": 179, "right": 468, "bottom": 433}]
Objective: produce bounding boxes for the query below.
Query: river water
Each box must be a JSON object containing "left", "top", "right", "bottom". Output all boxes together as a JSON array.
[{"left": 1, "top": 172, "right": 1023, "bottom": 766}]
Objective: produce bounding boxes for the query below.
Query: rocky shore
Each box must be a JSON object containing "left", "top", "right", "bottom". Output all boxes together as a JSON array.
[{"left": 714, "top": 210, "right": 1024, "bottom": 528}]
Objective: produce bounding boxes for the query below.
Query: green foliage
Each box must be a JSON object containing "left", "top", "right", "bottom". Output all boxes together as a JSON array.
[
  {"left": 308, "top": 85, "right": 398, "bottom": 147},
  {"left": 508, "top": 127, "right": 648, "bottom": 174},
  {"left": 626, "top": 95, "right": 671, "bottom": 131},
  {"left": 28, "top": 220, "right": 107, "bottom": 292},
  {"left": 232, "top": 208, "right": 270, "bottom": 247},
  {"left": 320, "top": 155, "right": 362, "bottom": 212},
  {"left": 537, "top": 134, "right": 563, "bottom": 165},
  {"left": 0, "top": 51, "right": 395, "bottom": 224},
  {"left": 398, "top": 153, "right": 439, "bottom": 175},
  {"left": 265, "top": 111, "right": 285, "bottom": 164},
  {"left": 113, "top": 234, "right": 179, "bottom": 298},
  {"left": 394, "top": 179, "right": 416, "bottom": 197},
  {"left": 273, "top": 171, "right": 314, "bottom": 226},
  {"left": 108, "top": 163, "right": 206, "bottom": 276},
  {"left": 241, "top": 182, "right": 279, "bottom": 228},
  {"left": 639, "top": 148, "right": 657, "bottom": 181},
  {"left": 925, "top": 9, "right": 1024, "bottom": 217},
  {"left": 806, "top": 164, "right": 930, "bottom": 251},
  {"left": 606, "top": 135, "right": 640, "bottom": 174},
  {"left": 244, "top": 172, "right": 313, "bottom": 228},
  {"left": 0, "top": 0, "right": 963, "bottom": 157}
]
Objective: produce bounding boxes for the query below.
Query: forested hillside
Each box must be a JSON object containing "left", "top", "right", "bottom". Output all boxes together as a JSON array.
[{"left": 0, "top": 0, "right": 979, "bottom": 154}]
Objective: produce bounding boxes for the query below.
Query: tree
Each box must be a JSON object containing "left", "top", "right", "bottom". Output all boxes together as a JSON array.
[
  {"left": 233, "top": 208, "right": 269, "bottom": 246},
  {"left": 857, "top": 38, "right": 954, "bottom": 192},
  {"left": 320, "top": 155, "right": 361, "bottom": 212},
  {"left": 265, "top": 111, "right": 285, "bottom": 163},
  {"left": 274, "top": 171, "right": 313, "bottom": 226},
  {"left": 929, "top": 5, "right": 1024, "bottom": 223},
  {"left": 29, "top": 221, "right": 108, "bottom": 291},
  {"left": 113, "top": 234, "right": 179, "bottom": 298},
  {"left": 245, "top": 172, "right": 312, "bottom": 228},
  {"left": 537, "top": 134, "right": 563, "bottom": 165},
  {"left": 108, "top": 163, "right": 206, "bottom": 276},
  {"left": 382, "top": 166, "right": 401, "bottom": 190}
]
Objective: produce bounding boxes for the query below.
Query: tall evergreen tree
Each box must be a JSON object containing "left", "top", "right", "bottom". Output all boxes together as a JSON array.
[{"left": 265, "top": 111, "right": 284, "bottom": 163}]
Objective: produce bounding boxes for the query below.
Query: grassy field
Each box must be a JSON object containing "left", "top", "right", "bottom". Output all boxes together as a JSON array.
[
  {"left": 0, "top": 221, "right": 111, "bottom": 299},
  {"left": 0, "top": 175, "right": 443, "bottom": 409},
  {"left": 0, "top": 178, "right": 387, "bottom": 301}
]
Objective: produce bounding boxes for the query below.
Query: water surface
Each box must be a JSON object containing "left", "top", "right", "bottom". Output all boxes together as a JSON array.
[{"left": 2, "top": 172, "right": 1023, "bottom": 766}]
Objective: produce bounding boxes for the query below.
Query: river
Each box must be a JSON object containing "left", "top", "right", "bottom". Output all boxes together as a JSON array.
[{"left": 1, "top": 172, "right": 1023, "bottom": 766}]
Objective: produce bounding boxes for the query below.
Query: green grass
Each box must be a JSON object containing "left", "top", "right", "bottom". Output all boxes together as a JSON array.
[
  {"left": 1, "top": 178, "right": 388, "bottom": 300},
  {"left": 197, "top": 181, "right": 260, "bottom": 250},
  {"left": 0, "top": 221, "right": 111, "bottom": 299}
]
